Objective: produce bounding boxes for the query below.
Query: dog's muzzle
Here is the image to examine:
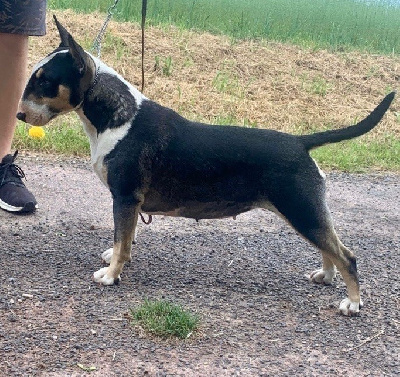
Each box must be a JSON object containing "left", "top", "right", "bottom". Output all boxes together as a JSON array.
[{"left": 17, "top": 101, "right": 55, "bottom": 126}]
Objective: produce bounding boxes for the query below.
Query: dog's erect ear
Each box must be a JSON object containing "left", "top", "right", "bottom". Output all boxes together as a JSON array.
[
  {"left": 67, "top": 34, "right": 88, "bottom": 75},
  {"left": 53, "top": 15, "right": 89, "bottom": 75},
  {"left": 53, "top": 15, "right": 70, "bottom": 48}
]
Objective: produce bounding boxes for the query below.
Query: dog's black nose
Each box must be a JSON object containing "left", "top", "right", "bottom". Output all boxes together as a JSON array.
[{"left": 16, "top": 112, "right": 26, "bottom": 122}]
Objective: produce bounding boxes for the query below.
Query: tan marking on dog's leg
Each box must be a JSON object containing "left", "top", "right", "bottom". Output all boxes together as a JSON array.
[
  {"left": 316, "top": 230, "right": 361, "bottom": 316},
  {"left": 106, "top": 242, "right": 125, "bottom": 279},
  {"left": 94, "top": 202, "right": 139, "bottom": 285},
  {"left": 93, "top": 242, "right": 123, "bottom": 285},
  {"left": 309, "top": 252, "right": 337, "bottom": 284},
  {"left": 334, "top": 242, "right": 360, "bottom": 300},
  {"left": 94, "top": 241, "right": 133, "bottom": 285}
]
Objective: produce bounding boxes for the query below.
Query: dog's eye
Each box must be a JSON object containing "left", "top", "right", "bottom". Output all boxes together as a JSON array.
[{"left": 39, "top": 78, "right": 52, "bottom": 88}]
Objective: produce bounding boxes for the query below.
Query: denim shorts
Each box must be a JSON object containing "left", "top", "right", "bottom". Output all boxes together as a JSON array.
[{"left": 0, "top": 0, "right": 47, "bottom": 36}]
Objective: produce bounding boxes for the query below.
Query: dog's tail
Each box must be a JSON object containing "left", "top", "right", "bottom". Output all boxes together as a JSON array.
[{"left": 299, "top": 92, "right": 395, "bottom": 151}]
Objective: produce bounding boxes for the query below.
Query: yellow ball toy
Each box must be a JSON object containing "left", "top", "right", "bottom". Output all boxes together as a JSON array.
[{"left": 28, "top": 126, "right": 45, "bottom": 139}]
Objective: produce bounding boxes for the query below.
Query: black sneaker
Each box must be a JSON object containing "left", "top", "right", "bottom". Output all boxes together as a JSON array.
[{"left": 0, "top": 151, "right": 37, "bottom": 213}]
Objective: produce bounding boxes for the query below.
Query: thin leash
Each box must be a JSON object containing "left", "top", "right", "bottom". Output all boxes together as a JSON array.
[
  {"left": 91, "top": 0, "right": 152, "bottom": 225},
  {"left": 141, "top": 0, "right": 147, "bottom": 93},
  {"left": 139, "top": 0, "right": 151, "bottom": 224}
]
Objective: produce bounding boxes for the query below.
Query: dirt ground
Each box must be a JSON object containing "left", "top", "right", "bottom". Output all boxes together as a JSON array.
[{"left": 0, "top": 154, "right": 399, "bottom": 376}]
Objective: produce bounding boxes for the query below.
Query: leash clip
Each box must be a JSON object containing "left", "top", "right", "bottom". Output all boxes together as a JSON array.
[{"left": 139, "top": 213, "right": 152, "bottom": 225}]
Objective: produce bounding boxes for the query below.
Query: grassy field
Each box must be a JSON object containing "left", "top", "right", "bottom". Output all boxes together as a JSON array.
[{"left": 48, "top": 0, "right": 400, "bottom": 54}]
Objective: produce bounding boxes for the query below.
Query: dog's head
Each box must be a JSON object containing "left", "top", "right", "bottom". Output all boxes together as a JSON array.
[{"left": 18, "top": 16, "right": 95, "bottom": 126}]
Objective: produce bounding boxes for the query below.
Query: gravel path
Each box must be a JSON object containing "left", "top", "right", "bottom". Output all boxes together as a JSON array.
[{"left": 1, "top": 155, "right": 399, "bottom": 376}]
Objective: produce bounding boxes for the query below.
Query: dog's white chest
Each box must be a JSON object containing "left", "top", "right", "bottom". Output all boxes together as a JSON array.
[{"left": 77, "top": 109, "right": 132, "bottom": 186}]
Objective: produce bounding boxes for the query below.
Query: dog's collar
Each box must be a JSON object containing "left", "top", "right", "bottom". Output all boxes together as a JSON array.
[
  {"left": 87, "top": 66, "right": 101, "bottom": 97},
  {"left": 75, "top": 66, "right": 100, "bottom": 111}
]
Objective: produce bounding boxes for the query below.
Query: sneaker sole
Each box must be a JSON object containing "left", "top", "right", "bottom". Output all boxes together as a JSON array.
[{"left": 0, "top": 198, "right": 37, "bottom": 213}]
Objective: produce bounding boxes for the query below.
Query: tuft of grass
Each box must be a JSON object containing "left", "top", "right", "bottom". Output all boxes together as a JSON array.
[
  {"left": 212, "top": 70, "right": 242, "bottom": 97},
  {"left": 302, "top": 75, "right": 330, "bottom": 97},
  {"left": 154, "top": 55, "right": 173, "bottom": 76},
  {"left": 130, "top": 299, "right": 199, "bottom": 339},
  {"left": 213, "top": 113, "right": 257, "bottom": 128},
  {"left": 103, "top": 32, "right": 129, "bottom": 60}
]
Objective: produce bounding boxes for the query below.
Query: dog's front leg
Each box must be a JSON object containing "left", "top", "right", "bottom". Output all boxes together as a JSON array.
[{"left": 93, "top": 198, "right": 139, "bottom": 285}]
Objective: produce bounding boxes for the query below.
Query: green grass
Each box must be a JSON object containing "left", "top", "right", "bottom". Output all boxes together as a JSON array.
[
  {"left": 13, "top": 117, "right": 90, "bottom": 156},
  {"left": 154, "top": 55, "right": 174, "bottom": 77},
  {"left": 130, "top": 299, "right": 199, "bottom": 339},
  {"left": 310, "top": 135, "right": 400, "bottom": 172},
  {"left": 48, "top": 0, "right": 400, "bottom": 54}
]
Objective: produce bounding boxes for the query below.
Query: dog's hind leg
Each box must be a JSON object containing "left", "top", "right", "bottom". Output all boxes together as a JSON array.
[
  {"left": 309, "top": 252, "right": 337, "bottom": 285},
  {"left": 93, "top": 198, "right": 139, "bottom": 285},
  {"left": 100, "top": 248, "right": 114, "bottom": 265},
  {"left": 308, "top": 227, "right": 362, "bottom": 316},
  {"left": 269, "top": 179, "right": 362, "bottom": 316}
]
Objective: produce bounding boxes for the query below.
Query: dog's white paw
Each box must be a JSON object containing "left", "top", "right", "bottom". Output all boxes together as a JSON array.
[
  {"left": 101, "top": 248, "right": 113, "bottom": 264},
  {"left": 309, "top": 267, "right": 336, "bottom": 285},
  {"left": 339, "top": 298, "right": 363, "bottom": 316},
  {"left": 93, "top": 267, "right": 120, "bottom": 285}
]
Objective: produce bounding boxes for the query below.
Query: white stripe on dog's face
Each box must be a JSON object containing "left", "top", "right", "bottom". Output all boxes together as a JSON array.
[{"left": 31, "top": 50, "right": 68, "bottom": 75}]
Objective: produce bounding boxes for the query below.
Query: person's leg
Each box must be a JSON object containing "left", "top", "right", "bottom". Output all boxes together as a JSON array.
[
  {"left": 0, "top": 0, "right": 46, "bottom": 213},
  {"left": 0, "top": 33, "right": 29, "bottom": 159},
  {"left": 0, "top": 33, "right": 37, "bottom": 213}
]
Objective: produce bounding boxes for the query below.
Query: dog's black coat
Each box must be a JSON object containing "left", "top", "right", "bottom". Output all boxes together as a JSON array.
[
  {"left": 84, "top": 73, "right": 139, "bottom": 132},
  {"left": 104, "top": 95, "right": 393, "bottom": 230}
]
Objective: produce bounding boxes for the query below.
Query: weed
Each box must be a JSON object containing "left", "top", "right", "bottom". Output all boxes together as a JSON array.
[
  {"left": 214, "top": 113, "right": 240, "bottom": 125},
  {"left": 183, "top": 57, "right": 194, "bottom": 68},
  {"left": 212, "top": 62, "right": 245, "bottom": 98},
  {"left": 130, "top": 299, "right": 199, "bottom": 339},
  {"left": 213, "top": 71, "right": 232, "bottom": 93},
  {"left": 163, "top": 56, "right": 173, "bottom": 76},
  {"left": 302, "top": 75, "right": 329, "bottom": 97},
  {"left": 243, "top": 118, "right": 258, "bottom": 128},
  {"left": 155, "top": 55, "right": 173, "bottom": 76},
  {"left": 311, "top": 77, "right": 329, "bottom": 97},
  {"left": 103, "top": 33, "right": 128, "bottom": 60},
  {"left": 213, "top": 114, "right": 257, "bottom": 128}
]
